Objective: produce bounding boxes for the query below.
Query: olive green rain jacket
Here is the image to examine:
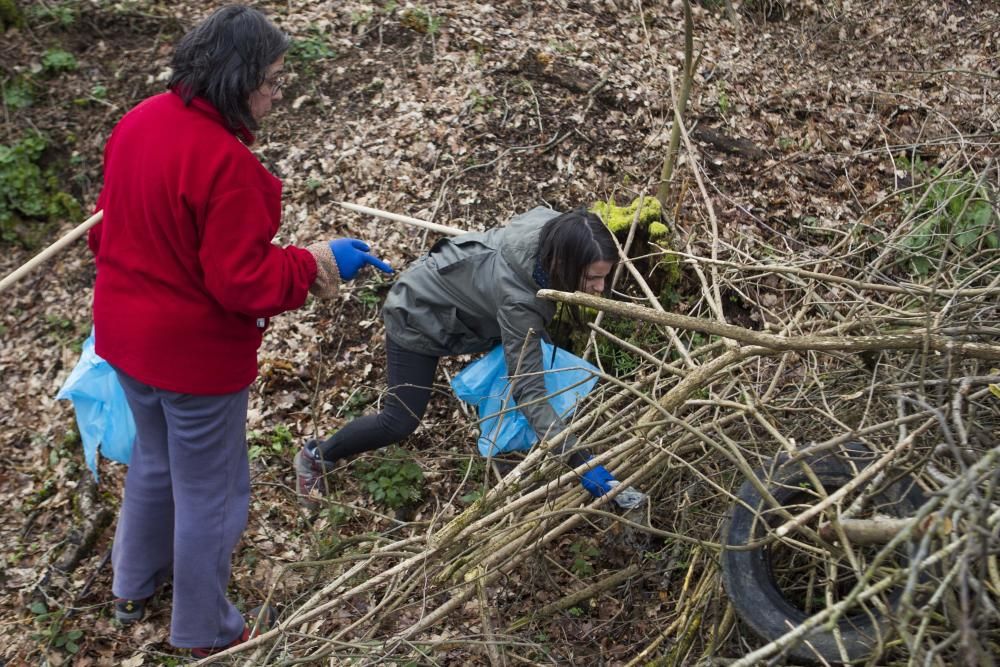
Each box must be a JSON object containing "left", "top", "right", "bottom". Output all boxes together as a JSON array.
[{"left": 382, "top": 206, "right": 573, "bottom": 446}]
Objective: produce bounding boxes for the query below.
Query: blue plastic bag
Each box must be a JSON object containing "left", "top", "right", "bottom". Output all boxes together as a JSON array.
[
  {"left": 451, "top": 341, "right": 599, "bottom": 457},
  {"left": 56, "top": 332, "right": 135, "bottom": 478}
]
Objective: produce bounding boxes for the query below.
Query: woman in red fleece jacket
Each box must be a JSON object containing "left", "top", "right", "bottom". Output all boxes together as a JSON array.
[{"left": 88, "top": 5, "right": 391, "bottom": 657}]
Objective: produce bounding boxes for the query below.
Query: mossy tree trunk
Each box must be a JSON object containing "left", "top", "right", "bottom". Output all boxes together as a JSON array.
[{"left": 655, "top": 0, "right": 694, "bottom": 212}]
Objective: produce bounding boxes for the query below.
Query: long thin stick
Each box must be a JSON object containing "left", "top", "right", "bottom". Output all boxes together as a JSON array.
[
  {"left": 0, "top": 210, "right": 103, "bottom": 293},
  {"left": 1, "top": 203, "right": 459, "bottom": 295},
  {"left": 337, "top": 201, "right": 464, "bottom": 236}
]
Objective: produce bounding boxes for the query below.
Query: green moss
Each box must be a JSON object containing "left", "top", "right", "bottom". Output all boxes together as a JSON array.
[
  {"left": 590, "top": 196, "right": 663, "bottom": 234},
  {"left": 648, "top": 221, "right": 669, "bottom": 239},
  {"left": 656, "top": 252, "right": 682, "bottom": 288},
  {"left": 590, "top": 195, "right": 682, "bottom": 315}
]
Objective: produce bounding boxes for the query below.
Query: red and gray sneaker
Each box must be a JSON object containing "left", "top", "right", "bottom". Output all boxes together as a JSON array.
[
  {"left": 190, "top": 605, "right": 276, "bottom": 658},
  {"left": 191, "top": 625, "right": 250, "bottom": 658},
  {"left": 294, "top": 440, "right": 336, "bottom": 505}
]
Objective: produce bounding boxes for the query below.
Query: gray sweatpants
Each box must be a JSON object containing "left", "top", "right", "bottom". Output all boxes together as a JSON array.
[{"left": 112, "top": 370, "right": 250, "bottom": 649}]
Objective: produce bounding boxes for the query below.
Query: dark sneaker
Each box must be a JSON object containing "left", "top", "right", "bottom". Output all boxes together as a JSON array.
[
  {"left": 190, "top": 604, "right": 277, "bottom": 658},
  {"left": 113, "top": 597, "right": 146, "bottom": 625},
  {"left": 294, "top": 441, "right": 335, "bottom": 504}
]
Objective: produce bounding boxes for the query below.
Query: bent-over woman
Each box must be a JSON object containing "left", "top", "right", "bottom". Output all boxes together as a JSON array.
[{"left": 295, "top": 206, "right": 625, "bottom": 502}]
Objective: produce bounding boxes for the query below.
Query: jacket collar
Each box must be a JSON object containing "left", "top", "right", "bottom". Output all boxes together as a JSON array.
[
  {"left": 171, "top": 88, "right": 256, "bottom": 145},
  {"left": 499, "top": 207, "right": 560, "bottom": 286}
]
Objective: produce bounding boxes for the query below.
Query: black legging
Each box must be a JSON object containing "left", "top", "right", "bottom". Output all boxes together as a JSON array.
[
  {"left": 316, "top": 336, "right": 590, "bottom": 469},
  {"left": 317, "top": 337, "right": 439, "bottom": 461}
]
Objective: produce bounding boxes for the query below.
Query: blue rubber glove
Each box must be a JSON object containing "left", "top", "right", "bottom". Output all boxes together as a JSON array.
[
  {"left": 328, "top": 238, "right": 393, "bottom": 280},
  {"left": 580, "top": 465, "right": 616, "bottom": 497}
]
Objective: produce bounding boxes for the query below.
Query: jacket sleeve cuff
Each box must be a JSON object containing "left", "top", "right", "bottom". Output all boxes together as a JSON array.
[{"left": 306, "top": 242, "right": 341, "bottom": 298}]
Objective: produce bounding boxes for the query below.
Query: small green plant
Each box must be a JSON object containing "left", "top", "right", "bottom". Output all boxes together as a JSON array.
[
  {"left": 467, "top": 89, "right": 495, "bottom": 114},
  {"left": 350, "top": 9, "right": 373, "bottom": 27},
  {"left": 897, "top": 158, "right": 998, "bottom": 277},
  {"left": 26, "top": 1, "right": 78, "bottom": 27},
  {"left": 45, "top": 313, "right": 73, "bottom": 331},
  {"left": 400, "top": 6, "right": 442, "bottom": 35},
  {"left": 598, "top": 338, "right": 640, "bottom": 376},
  {"left": 43, "top": 313, "right": 87, "bottom": 349},
  {"left": 288, "top": 29, "right": 336, "bottom": 63},
  {"left": 355, "top": 447, "right": 424, "bottom": 509},
  {"left": 30, "top": 602, "right": 83, "bottom": 655},
  {"left": 27, "top": 478, "right": 57, "bottom": 510},
  {"left": 271, "top": 424, "right": 293, "bottom": 449},
  {"left": 545, "top": 39, "right": 574, "bottom": 54},
  {"left": 2, "top": 77, "right": 32, "bottom": 109},
  {"left": 248, "top": 424, "right": 293, "bottom": 460},
  {"left": 41, "top": 48, "right": 78, "bottom": 73},
  {"left": 339, "top": 390, "right": 374, "bottom": 419},
  {"left": 590, "top": 316, "right": 668, "bottom": 377},
  {"left": 352, "top": 272, "right": 389, "bottom": 310},
  {"left": 569, "top": 539, "right": 600, "bottom": 577},
  {"left": 62, "top": 428, "right": 80, "bottom": 448},
  {"left": 0, "top": 132, "right": 82, "bottom": 245},
  {"left": 460, "top": 455, "right": 487, "bottom": 480},
  {"left": 459, "top": 489, "right": 482, "bottom": 505},
  {"left": 74, "top": 83, "right": 110, "bottom": 106},
  {"left": 717, "top": 89, "right": 730, "bottom": 116},
  {"left": 457, "top": 456, "right": 487, "bottom": 505},
  {"left": 323, "top": 502, "right": 354, "bottom": 527}
]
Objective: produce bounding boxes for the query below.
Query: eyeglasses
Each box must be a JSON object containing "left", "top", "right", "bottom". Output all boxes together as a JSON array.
[{"left": 261, "top": 73, "right": 287, "bottom": 95}]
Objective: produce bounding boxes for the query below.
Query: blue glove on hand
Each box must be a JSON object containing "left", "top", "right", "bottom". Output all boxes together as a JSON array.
[
  {"left": 328, "top": 238, "right": 393, "bottom": 280},
  {"left": 580, "top": 465, "right": 616, "bottom": 497}
]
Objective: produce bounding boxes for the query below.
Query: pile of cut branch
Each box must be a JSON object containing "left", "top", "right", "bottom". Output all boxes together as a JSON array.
[{"left": 204, "top": 163, "right": 998, "bottom": 665}]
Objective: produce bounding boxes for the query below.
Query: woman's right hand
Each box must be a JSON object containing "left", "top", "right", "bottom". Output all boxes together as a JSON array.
[
  {"left": 306, "top": 238, "right": 393, "bottom": 298},
  {"left": 327, "top": 238, "right": 393, "bottom": 280}
]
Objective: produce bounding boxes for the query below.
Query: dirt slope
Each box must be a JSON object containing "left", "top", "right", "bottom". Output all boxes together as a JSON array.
[{"left": 0, "top": 0, "right": 996, "bottom": 664}]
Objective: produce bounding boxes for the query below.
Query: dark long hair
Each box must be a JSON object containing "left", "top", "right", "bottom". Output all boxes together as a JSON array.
[
  {"left": 538, "top": 208, "right": 617, "bottom": 296},
  {"left": 538, "top": 208, "right": 618, "bottom": 334},
  {"left": 168, "top": 5, "right": 289, "bottom": 133}
]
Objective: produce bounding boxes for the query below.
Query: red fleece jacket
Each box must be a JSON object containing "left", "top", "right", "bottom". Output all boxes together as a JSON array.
[{"left": 89, "top": 91, "right": 317, "bottom": 394}]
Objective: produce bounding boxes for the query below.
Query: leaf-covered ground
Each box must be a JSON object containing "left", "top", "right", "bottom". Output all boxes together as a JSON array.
[{"left": 1, "top": 0, "right": 997, "bottom": 664}]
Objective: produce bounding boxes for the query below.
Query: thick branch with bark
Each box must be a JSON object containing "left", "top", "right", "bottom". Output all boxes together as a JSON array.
[{"left": 537, "top": 289, "right": 1000, "bottom": 361}]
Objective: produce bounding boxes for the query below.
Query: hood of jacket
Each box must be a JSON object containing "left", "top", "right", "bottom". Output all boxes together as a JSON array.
[{"left": 497, "top": 206, "right": 560, "bottom": 285}]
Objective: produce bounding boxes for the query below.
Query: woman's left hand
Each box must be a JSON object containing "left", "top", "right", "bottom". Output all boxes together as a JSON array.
[{"left": 580, "top": 465, "right": 616, "bottom": 497}]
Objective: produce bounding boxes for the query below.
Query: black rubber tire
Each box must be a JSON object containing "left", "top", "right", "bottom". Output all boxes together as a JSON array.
[{"left": 721, "top": 442, "right": 925, "bottom": 664}]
